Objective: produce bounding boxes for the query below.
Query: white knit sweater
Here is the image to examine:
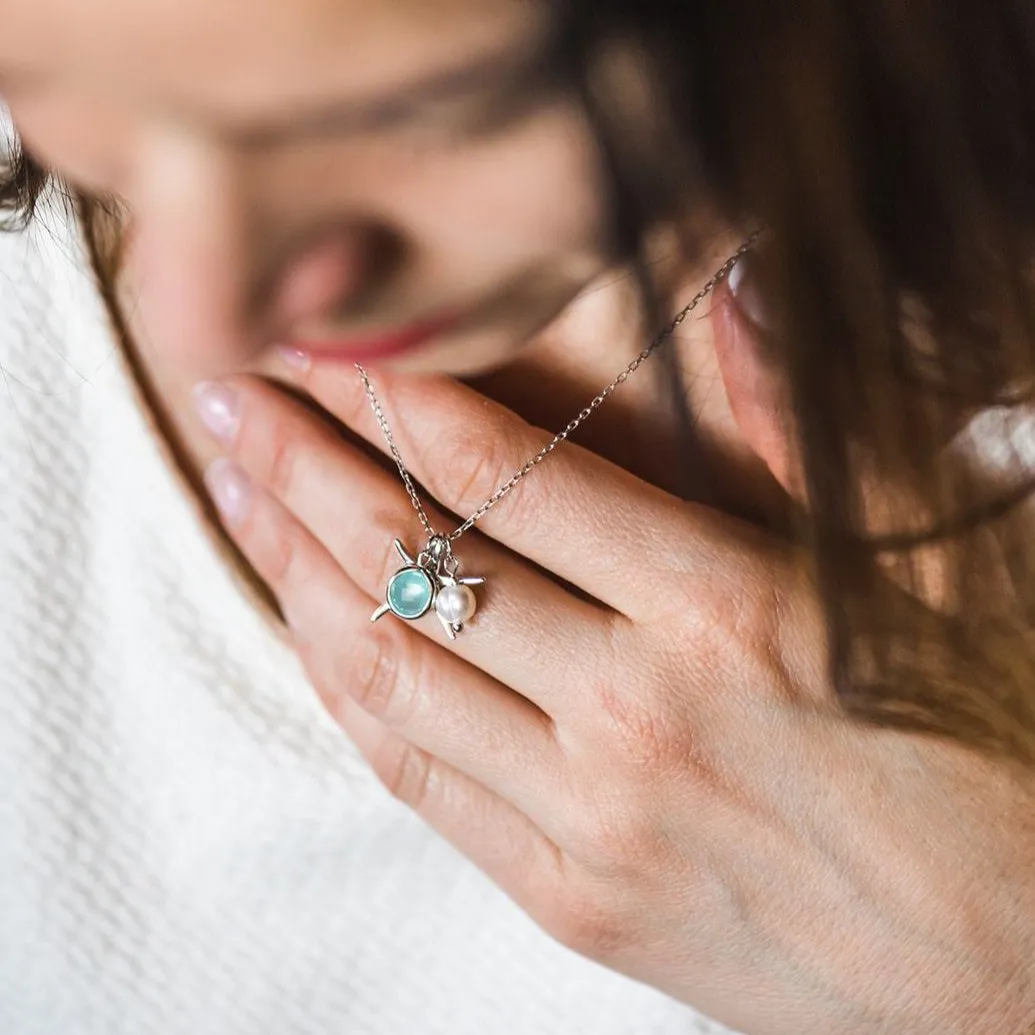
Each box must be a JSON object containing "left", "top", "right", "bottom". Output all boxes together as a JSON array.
[{"left": 0, "top": 175, "right": 739, "bottom": 1034}]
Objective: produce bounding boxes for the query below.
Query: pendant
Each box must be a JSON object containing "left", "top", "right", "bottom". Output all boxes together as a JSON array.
[{"left": 371, "top": 535, "right": 486, "bottom": 640}]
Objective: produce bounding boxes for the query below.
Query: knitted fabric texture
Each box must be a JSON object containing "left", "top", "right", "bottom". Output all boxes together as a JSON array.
[{"left": 0, "top": 174, "right": 738, "bottom": 1033}]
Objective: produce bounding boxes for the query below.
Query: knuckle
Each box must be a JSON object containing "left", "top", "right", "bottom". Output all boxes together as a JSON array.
[
  {"left": 259, "top": 517, "right": 305, "bottom": 590},
  {"left": 542, "top": 881, "right": 628, "bottom": 959},
  {"left": 323, "top": 369, "right": 375, "bottom": 430},
  {"left": 579, "top": 664, "right": 719, "bottom": 824},
  {"left": 238, "top": 501, "right": 309, "bottom": 594},
  {"left": 374, "top": 738, "right": 436, "bottom": 811},
  {"left": 436, "top": 424, "right": 511, "bottom": 515},
  {"left": 602, "top": 674, "right": 728, "bottom": 801},
  {"left": 429, "top": 424, "right": 546, "bottom": 539},
  {"left": 694, "top": 557, "right": 792, "bottom": 656},
  {"left": 712, "top": 582, "right": 769, "bottom": 648},
  {"left": 591, "top": 673, "right": 693, "bottom": 777},
  {"left": 689, "top": 569, "right": 807, "bottom": 706},
  {"left": 349, "top": 630, "right": 423, "bottom": 728},
  {"left": 263, "top": 421, "right": 301, "bottom": 500},
  {"left": 571, "top": 797, "right": 659, "bottom": 881}
]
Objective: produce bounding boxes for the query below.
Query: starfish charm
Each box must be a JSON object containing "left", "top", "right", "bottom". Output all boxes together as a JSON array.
[{"left": 371, "top": 537, "right": 486, "bottom": 640}]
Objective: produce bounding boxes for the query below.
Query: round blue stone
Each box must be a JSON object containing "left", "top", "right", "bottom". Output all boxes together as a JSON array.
[{"left": 387, "top": 567, "right": 434, "bottom": 620}]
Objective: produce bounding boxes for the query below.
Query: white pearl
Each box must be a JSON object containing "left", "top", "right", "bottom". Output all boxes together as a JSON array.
[{"left": 435, "top": 584, "right": 477, "bottom": 625}]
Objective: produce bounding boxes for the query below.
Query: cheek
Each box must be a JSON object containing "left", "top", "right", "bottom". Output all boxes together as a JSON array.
[{"left": 4, "top": 89, "right": 136, "bottom": 194}]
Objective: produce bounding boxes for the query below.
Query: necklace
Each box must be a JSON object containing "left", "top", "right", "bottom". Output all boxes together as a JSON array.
[{"left": 360, "top": 239, "right": 754, "bottom": 640}]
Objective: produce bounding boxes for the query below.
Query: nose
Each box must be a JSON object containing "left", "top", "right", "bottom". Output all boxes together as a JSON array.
[
  {"left": 125, "top": 128, "right": 255, "bottom": 375},
  {"left": 264, "top": 225, "right": 369, "bottom": 337},
  {"left": 122, "top": 128, "right": 371, "bottom": 376}
]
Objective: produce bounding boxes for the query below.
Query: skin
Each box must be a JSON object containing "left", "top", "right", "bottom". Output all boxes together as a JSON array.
[
  {"left": 3, "top": 1, "right": 1035, "bottom": 1033},
  {"left": 1, "top": 0, "right": 776, "bottom": 514}
]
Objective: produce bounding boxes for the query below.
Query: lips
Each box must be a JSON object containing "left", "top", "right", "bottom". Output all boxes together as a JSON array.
[{"left": 288, "top": 311, "right": 461, "bottom": 365}]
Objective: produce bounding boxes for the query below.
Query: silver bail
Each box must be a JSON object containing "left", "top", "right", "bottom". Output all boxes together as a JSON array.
[{"left": 425, "top": 535, "right": 459, "bottom": 578}]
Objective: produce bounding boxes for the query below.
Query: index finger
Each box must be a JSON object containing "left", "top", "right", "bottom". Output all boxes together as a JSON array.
[{"left": 280, "top": 358, "right": 727, "bottom": 620}]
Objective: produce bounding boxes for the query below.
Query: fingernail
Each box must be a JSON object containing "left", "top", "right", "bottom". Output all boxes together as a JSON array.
[
  {"left": 203, "top": 458, "right": 252, "bottom": 526},
  {"left": 192, "top": 382, "right": 240, "bottom": 442},
  {"left": 276, "top": 345, "right": 312, "bottom": 371},
  {"left": 727, "top": 254, "right": 769, "bottom": 331}
]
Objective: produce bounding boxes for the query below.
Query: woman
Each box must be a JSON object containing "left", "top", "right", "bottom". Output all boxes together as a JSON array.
[{"left": 1, "top": 1, "right": 1034, "bottom": 1033}]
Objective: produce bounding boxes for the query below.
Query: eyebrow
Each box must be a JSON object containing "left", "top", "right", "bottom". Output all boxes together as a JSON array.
[{"left": 224, "top": 34, "right": 566, "bottom": 150}]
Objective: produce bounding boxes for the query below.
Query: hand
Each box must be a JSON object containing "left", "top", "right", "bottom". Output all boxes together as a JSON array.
[{"left": 193, "top": 361, "right": 1035, "bottom": 1035}]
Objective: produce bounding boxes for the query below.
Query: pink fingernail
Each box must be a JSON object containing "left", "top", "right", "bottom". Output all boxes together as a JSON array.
[
  {"left": 192, "top": 381, "right": 240, "bottom": 443},
  {"left": 728, "top": 254, "right": 769, "bottom": 331},
  {"left": 203, "top": 458, "right": 252, "bottom": 526},
  {"left": 276, "top": 345, "right": 312, "bottom": 371}
]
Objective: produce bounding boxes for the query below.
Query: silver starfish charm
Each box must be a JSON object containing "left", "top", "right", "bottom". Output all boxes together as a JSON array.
[{"left": 371, "top": 536, "right": 486, "bottom": 640}]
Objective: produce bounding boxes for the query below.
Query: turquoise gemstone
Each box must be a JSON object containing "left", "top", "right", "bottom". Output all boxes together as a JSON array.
[{"left": 387, "top": 567, "right": 434, "bottom": 620}]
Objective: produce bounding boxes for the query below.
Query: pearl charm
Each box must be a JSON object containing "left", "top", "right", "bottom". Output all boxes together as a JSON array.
[
  {"left": 435, "top": 584, "right": 477, "bottom": 625},
  {"left": 372, "top": 538, "right": 485, "bottom": 640}
]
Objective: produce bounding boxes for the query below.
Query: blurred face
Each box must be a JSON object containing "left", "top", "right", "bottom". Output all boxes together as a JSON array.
[{"left": 0, "top": 0, "right": 620, "bottom": 377}]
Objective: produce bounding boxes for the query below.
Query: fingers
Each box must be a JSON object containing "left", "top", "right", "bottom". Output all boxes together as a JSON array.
[
  {"left": 194, "top": 377, "right": 617, "bottom": 719},
  {"left": 201, "top": 455, "right": 569, "bottom": 828},
  {"left": 334, "top": 696, "right": 568, "bottom": 930},
  {"left": 276, "top": 359, "right": 729, "bottom": 621}
]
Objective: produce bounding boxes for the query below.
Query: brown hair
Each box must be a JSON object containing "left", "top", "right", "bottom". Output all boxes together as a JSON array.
[
  {"left": 5, "top": 0, "right": 1035, "bottom": 766},
  {"left": 0, "top": 138, "right": 50, "bottom": 228}
]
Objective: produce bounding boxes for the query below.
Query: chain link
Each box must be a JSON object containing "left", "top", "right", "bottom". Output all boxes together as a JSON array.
[{"left": 357, "top": 233, "right": 759, "bottom": 543}]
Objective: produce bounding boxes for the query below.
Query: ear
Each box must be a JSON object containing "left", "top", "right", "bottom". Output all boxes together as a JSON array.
[{"left": 711, "top": 260, "right": 802, "bottom": 501}]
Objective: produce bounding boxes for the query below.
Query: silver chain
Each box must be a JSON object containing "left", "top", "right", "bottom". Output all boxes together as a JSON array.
[{"left": 357, "top": 235, "right": 758, "bottom": 543}]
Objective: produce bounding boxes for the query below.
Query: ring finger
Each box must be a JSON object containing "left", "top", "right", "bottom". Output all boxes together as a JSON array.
[{"left": 202, "top": 455, "right": 570, "bottom": 826}]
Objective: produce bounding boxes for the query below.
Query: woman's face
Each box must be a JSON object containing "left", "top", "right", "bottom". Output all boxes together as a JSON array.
[{"left": 1, "top": 0, "right": 619, "bottom": 377}]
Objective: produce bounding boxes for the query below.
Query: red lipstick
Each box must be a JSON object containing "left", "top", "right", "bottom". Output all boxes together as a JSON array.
[{"left": 289, "top": 311, "right": 460, "bottom": 365}]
